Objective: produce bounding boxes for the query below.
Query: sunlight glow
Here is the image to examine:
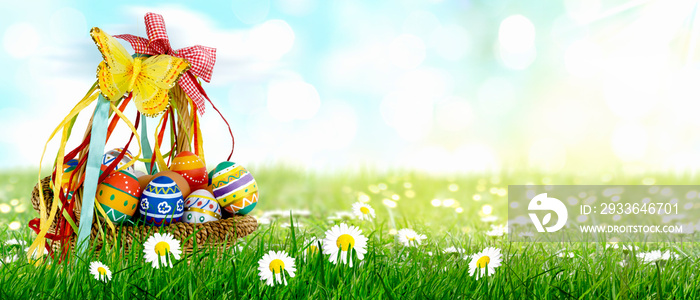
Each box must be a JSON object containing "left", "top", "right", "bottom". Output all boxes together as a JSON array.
[
  {"left": 267, "top": 80, "right": 320, "bottom": 121},
  {"left": 388, "top": 34, "right": 426, "bottom": 69},
  {"left": 3, "top": 22, "right": 39, "bottom": 58},
  {"left": 611, "top": 122, "right": 647, "bottom": 161}
]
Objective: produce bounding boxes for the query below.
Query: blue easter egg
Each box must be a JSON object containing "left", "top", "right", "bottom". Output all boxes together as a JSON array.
[{"left": 138, "top": 175, "right": 184, "bottom": 226}]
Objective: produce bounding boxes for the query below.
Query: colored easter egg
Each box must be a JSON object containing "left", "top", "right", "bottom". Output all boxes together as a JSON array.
[
  {"left": 183, "top": 189, "right": 221, "bottom": 224},
  {"left": 137, "top": 174, "right": 154, "bottom": 190},
  {"left": 96, "top": 170, "right": 142, "bottom": 223},
  {"left": 171, "top": 151, "right": 208, "bottom": 191},
  {"left": 102, "top": 148, "right": 135, "bottom": 173},
  {"left": 222, "top": 190, "right": 258, "bottom": 215},
  {"left": 155, "top": 170, "right": 191, "bottom": 199},
  {"left": 139, "top": 175, "right": 185, "bottom": 226},
  {"left": 60, "top": 159, "right": 79, "bottom": 193},
  {"left": 208, "top": 169, "right": 215, "bottom": 186},
  {"left": 211, "top": 161, "right": 258, "bottom": 215}
]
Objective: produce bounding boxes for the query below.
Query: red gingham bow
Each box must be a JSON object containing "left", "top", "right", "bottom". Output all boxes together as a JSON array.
[{"left": 115, "top": 12, "right": 216, "bottom": 114}]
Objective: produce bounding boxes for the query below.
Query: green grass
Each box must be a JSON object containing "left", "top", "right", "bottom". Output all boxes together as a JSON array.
[{"left": 0, "top": 168, "right": 699, "bottom": 299}]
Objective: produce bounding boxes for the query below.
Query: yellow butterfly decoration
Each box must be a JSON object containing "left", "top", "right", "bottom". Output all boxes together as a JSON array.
[{"left": 90, "top": 27, "right": 190, "bottom": 117}]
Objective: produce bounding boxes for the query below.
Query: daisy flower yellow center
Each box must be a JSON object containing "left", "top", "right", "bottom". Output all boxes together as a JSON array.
[
  {"left": 154, "top": 241, "right": 171, "bottom": 256},
  {"left": 336, "top": 234, "right": 355, "bottom": 251},
  {"left": 269, "top": 259, "right": 285, "bottom": 274},
  {"left": 360, "top": 207, "right": 369, "bottom": 214},
  {"left": 97, "top": 267, "right": 107, "bottom": 276},
  {"left": 407, "top": 236, "right": 415, "bottom": 241},
  {"left": 477, "top": 255, "right": 490, "bottom": 268},
  {"left": 308, "top": 245, "right": 318, "bottom": 254}
]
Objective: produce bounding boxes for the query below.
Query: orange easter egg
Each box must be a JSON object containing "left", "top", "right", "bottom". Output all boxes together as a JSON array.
[
  {"left": 96, "top": 170, "right": 142, "bottom": 222},
  {"left": 171, "top": 151, "right": 208, "bottom": 191},
  {"left": 155, "top": 170, "right": 191, "bottom": 199}
]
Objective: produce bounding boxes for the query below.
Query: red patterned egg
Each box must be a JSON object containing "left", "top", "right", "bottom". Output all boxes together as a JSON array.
[
  {"left": 171, "top": 151, "right": 208, "bottom": 191},
  {"left": 183, "top": 189, "right": 221, "bottom": 224},
  {"left": 96, "top": 170, "right": 142, "bottom": 223}
]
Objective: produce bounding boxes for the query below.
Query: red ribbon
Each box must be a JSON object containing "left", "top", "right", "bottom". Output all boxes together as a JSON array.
[
  {"left": 187, "top": 72, "right": 234, "bottom": 160},
  {"left": 114, "top": 12, "right": 216, "bottom": 115}
]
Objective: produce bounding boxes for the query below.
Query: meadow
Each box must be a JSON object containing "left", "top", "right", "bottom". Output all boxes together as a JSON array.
[{"left": 0, "top": 168, "right": 699, "bottom": 299}]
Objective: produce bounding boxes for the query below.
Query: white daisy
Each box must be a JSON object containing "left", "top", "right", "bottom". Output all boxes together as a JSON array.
[
  {"left": 636, "top": 250, "right": 679, "bottom": 263},
  {"left": 291, "top": 209, "right": 311, "bottom": 217},
  {"left": 606, "top": 244, "right": 640, "bottom": 252},
  {"left": 5, "top": 239, "right": 26, "bottom": 247},
  {"left": 302, "top": 238, "right": 322, "bottom": 260},
  {"left": 89, "top": 261, "right": 112, "bottom": 282},
  {"left": 3, "top": 255, "right": 18, "bottom": 264},
  {"left": 443, "top": 246, "right": 466, "bottom": 255},
  {"left": 24, "top": 247, "right": 49, "bottom": 259},
  {"left": 254, "top": 216, "right": 272, "bottom": 225},
  {"left": 329, "top": 211, "right": 355, "bottom": 221},
  {"left": 556, "top": 250, "right": 575, "bottom": 258},
  {"left": 322, "top": 223, "right": 368, "bottom": 267},
  {"left": 143, "top": 233, "right": 182, "bottom": 269},
  {"left": 485, "top": 225, "right": 508, "bottom": 237},
  {"left": 281, "top": 222, "right": 305, "bottom": 228},
  {"left": 467, "top": 247, "right": 503, "bottom": 280},
  {"left": 481, "top": 216, "right": 499, "bottom": 223},
  {"left": 518, "top": 231, "right": 534, "bottom": 238},
  {"left": 262, "top": 209, "right": 289, "bottom": 219},
  {"left": 397, "top": 228, "right": 427, "bottom": 247},
  {"left": 257, "top": 250, "right": 296, "bottom": 286},
  {"left": 352, "top": 202, "right": 376, "bottom": 221}
]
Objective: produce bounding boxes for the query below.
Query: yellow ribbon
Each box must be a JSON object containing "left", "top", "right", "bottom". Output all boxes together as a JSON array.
[
  {"left": 109, "top": 102, "right": 142, "bottom": 172},
  {"left": 190, "top": 97, "right": 205, "bottom": 166},
  {"left": 87, "top": 102, "right": 144, "bottom": 243},
  {"left": 28, "top": 85, "right": 100, "bottom": 260},
  {"left": 152, "top": 112, "right": 169, "bottom": 172}
]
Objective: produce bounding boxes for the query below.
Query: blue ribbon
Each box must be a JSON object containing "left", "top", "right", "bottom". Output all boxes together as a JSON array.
[
  {"left": 76, "top": 94, "right": 110, "bottom": 252},
  {"left": 140, "top": 114, "right": 155, "bottom": 174}
]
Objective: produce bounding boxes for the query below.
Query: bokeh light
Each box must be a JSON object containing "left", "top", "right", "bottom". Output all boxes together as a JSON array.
[
  {"left": 49, "top": 7, "right": 87, "bottom": 44},
  {"left": 248, "top": 19, "right": 295, "bottom": 61},
  {"left": 3, "top": 23, "right": 39, "bottom": 58},
  {"left": 611, "top": 122, "right": 648, "bottom": 161},
  {"left": 498, "top": 14, "right": 536, "bottom": 70},
  {"left": 231, "top": 0, "right": 270, "bottom": 24},
  {"left": 564, "top": 39, "right": 603, "bottom": 78},
  {"left": 8, "top": 221, "right": 20, "bottom": 230},
  {"left": 499, "top": 15, "right": 536, "bottom": 53},
  {"left": 267, "top": 79, "right": 320, "bottom": 121},
  {"left": 388, "top": 34, "right": 426, "bottom": 69}
]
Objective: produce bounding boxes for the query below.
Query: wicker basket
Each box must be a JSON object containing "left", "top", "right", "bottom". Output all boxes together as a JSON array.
[
  {"left": 31, "top": 176, "right": 258, "bottom": 253},
  {"left": 30, "top": 86, "right": 257, "bottom": 254}
]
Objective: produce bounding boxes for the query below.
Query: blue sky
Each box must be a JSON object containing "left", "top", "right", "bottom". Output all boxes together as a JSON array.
[{"left": 2, "top": 0, "right": 700, "bottom": 173}]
